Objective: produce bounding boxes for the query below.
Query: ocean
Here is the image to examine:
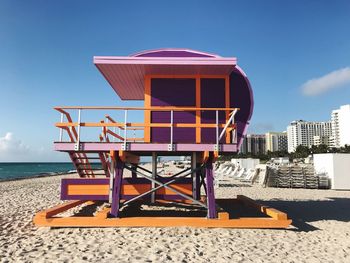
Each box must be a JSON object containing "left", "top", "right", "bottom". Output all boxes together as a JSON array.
[{"left": 0, "top": 163, "right": 77, "bottom": 181}]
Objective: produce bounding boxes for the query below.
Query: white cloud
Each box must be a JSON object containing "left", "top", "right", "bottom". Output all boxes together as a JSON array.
[
  {"left": 0, "top": 132, "right": 29, "bottom": 155},
  {"left": 301, "top": 67, "right": 350, "bottom": 96},
  {"left": 0, "top": 132, "right": 67, "bottom": 162}
]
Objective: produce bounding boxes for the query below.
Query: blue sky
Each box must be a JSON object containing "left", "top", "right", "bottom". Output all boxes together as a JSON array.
[{"left": 0, "top": 0, "right": 350, "bottom": 161}]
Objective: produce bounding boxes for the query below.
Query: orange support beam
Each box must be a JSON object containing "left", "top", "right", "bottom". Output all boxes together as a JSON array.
[
  {"left": 144, "top": 76, "right": 151, "bottom": 142},
  {"left": 196, "top": 76, "right": 201, "bottom": 143}
]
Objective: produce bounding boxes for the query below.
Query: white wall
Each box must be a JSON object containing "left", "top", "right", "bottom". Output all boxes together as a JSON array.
[
  {"left": 339, "top": 105, "right": 350, "bottom": 146},
  {"left": 314, "top": 153, "right": 350, "bottom": 190}
]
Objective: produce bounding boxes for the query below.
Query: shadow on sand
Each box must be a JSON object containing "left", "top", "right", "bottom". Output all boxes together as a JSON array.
[{"left": 258, "top": 197, "right": 350, "bottom": 232}]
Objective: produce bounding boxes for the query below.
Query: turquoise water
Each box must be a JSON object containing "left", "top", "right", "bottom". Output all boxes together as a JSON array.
[{"left": 0, "top": 163, "right": 76, "bottom": 181}]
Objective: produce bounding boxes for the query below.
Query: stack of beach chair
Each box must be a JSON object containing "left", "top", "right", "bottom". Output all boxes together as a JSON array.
[
  {"left": 265, "top": 166, "right": 278, "bottom": 187},
  {"left": 265, "top": 164, "right": 330, "bottom": 189},
  {"left": 303, "top": 166, "right": 318, "bottom": 189},
  {"left": 291, "top": 166, "right": 304, "bottom": 188},
  {"left": 276, "top": 166, "right": 291, "bottom": 188}
]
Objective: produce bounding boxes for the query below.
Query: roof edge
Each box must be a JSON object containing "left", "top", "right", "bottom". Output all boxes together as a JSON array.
[{"left": 130, "top": 48, "right": 222, "bottom": 58}]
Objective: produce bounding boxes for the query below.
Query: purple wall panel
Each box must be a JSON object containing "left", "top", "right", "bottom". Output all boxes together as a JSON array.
[
  {"left": 201, "top": 128, "right": 226, "bottom": 144},
  {"left": 200, "top": 78, "right": 226, "bottom": 143},
  {"left": 151, "top": 127, "right": 196, "bottom": 143},
  {"left": 151, "top": 78, "right": 196, "bottom": 143},
  {"left": 200, "top": 78, "right": 226, "bottom": 124},
  {"left": 151, "top": 78, "right": 196, "bottom": 106}
]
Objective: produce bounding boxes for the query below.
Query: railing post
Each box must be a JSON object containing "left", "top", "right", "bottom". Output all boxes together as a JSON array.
[
  {"left": 122, "top": 109, "right": 128, "bottom": 150},
  {"left": 232, "top": 112, "right": 237, "bottom": 144},
  {"left": 168, "top": 110, "right": 174, "bottom": 151},
  {"left": 59, "top": 113, "right": 64, "bottom": 142},
  {"left": 113, "top": 124, "right": 116, "bottom": 143},
  {"left": 75, "top": 109, "right": 82, "bottom": 151},
  {"left": 104, "top": 116, "right": 108, "bottom": 141},
  {"left": 215, "top": 110, "right": 219, "bottom": 151}
]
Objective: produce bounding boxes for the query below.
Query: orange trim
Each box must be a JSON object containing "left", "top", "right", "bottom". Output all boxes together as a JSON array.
[
  {"left": 67, "top": 185, "right": 109, "bottom": 195},
  {"left": 122, "top": 184, "right": 151, "bottom": 195},
  {"left": 34, "top": 215, "right": 292, "bottom": 228},
  {"left": 65, "top": 183, "right": 191, "bottom": 196},
  {"left": 225, "top": 75, "right": 230, "bottom": 143},
  {"left": 195, "top": 76, "right": 201, "bottom": 143},
  {"left": 144, "top": 76, "right": 151, "bottom": 142},
  {"left": 157, "top": 184, "right": 192, "bottom": 195}
]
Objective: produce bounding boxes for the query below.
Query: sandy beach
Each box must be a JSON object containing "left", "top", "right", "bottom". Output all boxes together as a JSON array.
[{"left": 1, "top": 173, "right": 350, "bottom": 263}]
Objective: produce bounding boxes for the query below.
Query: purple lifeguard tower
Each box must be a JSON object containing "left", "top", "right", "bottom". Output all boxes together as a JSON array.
[{"left": 34, "top": 49, "right": 291, "bottom": 228}]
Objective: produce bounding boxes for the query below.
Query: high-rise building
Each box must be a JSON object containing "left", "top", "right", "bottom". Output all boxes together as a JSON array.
[
  {"left": 240, "top": 134, "right": 266, "bottom": 155},
  {"left": 287, "top": 120, "right": 332, "bottom": 152},
  {"left": 331, "top": 104, "right": 350, "bottom": 147},
  {"left": 265, "top": 132, "right": 288, "bottom": 152}
]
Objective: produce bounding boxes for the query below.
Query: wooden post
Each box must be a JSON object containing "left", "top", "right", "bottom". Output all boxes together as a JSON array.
[
  {"left": 205, "top": 154, "right": 217, "bottom": 218},
  {"left": 108, "top": 151, "right": 115, "bottom": 203},
  {"left": 110, "top": 157, "right": 124, "bottom": 217},
  {"left": 191, "top": 152, "right": 200, "bottom": 200}
]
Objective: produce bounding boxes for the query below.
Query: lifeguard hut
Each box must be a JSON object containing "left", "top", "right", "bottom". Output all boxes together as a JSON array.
[{"left": 34, "top": 49, "right": 291, "bottom": 228}]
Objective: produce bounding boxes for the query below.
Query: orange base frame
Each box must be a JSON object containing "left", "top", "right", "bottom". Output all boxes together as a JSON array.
[{"left": 33, "top": 196, "right": 292, "bottom": 229}]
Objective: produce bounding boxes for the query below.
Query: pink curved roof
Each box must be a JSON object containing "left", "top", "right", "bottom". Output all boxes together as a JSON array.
[{"left": 94, "top": 48, "right": 236, "bottom": 100}]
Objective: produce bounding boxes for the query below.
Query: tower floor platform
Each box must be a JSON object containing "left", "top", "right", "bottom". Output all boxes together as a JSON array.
[{"left": 34, "top": 195, "right": 292, "bottom": 228}]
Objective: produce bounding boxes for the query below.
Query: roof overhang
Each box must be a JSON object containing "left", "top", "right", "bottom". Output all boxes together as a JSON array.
[{"left": 94, "top": 56, "right": 237, "bottom": 100}]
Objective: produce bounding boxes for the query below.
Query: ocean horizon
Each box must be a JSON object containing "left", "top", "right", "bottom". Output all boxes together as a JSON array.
[
  {"left": 0, "top": 162, "right": 77, "bottom": 181},
  {"left": 0, "top": 161, "right": 153, "bottom": 181}
]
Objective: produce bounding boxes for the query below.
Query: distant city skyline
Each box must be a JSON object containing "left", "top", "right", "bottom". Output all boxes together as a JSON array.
[
  {"left": 241, "top": 104, "right": 350, "bottom": 154},
  {"left": 1, "top": 1, "right": 350, "bottom": 161}
]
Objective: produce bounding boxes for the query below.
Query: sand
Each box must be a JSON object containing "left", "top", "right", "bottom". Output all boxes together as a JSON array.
[{"left": 1, "top": 173, "right": 350, "bottom": 263}]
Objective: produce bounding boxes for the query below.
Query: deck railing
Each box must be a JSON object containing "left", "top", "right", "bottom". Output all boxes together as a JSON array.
[{"left": 55, "top": 106, "right": 239, "bottom": 151}]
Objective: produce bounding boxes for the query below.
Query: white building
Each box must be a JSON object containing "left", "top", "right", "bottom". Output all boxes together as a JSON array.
[
  {"left": 331, "top": 104, "right": 350, "bottom": 147},
  {"left": 287, "top": 120, "right": 332, "bottom": 152},
  {"left": 265, "top": 132, "right": 288, "bottom": 152}
]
